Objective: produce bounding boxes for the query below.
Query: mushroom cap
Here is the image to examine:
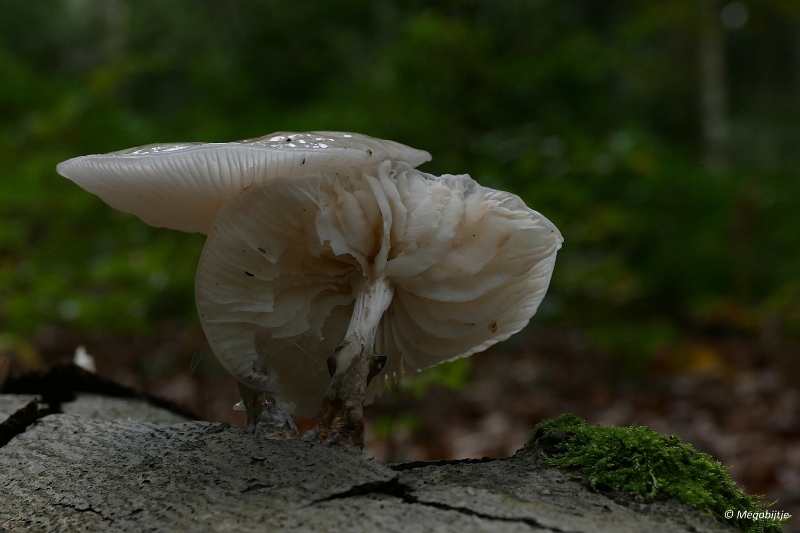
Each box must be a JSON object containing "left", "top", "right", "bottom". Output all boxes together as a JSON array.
[
  {"left": 195, "top": 160, "right": 563, "bottom": 416},
  {"left": 56, "top": 132, "right": 431, "bottom": 234}
]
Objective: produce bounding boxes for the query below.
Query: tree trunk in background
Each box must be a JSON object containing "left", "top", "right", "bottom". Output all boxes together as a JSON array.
[
  {"left": 101, "top": 0, "right": 127, "bottom": 62},
  {"left": 796, "top": 23, "right": 800, "bottom": 104},
  {"left": 699, "top": 0, "right": 728, "bottom": 169}
]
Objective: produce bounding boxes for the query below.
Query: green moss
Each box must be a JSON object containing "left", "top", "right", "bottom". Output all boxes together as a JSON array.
[{"left": 530, "top": 414, "right": 785, "bottom": 533}]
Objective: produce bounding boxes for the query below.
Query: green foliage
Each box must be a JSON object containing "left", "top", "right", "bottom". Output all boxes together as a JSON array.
[
  {"left": 403, "top": 358, "right": 473, "bottom": 399},
  {"left": 0, "top": 0, "right": 799, "bottom": 371},
  {"left": 371, "top": 413, "right": 420, "bottom": 440},
  {"left": 588, "top": 319, "right": 679, "bottom": 378},
  {"left": 531, "top": 414, "right": 785, "bottom": 533}
]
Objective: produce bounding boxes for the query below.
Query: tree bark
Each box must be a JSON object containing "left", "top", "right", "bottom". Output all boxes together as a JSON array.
[
  {"left": 699, "top": 0, "right": 729, "bottom": 169},
  {"left": 0, "top": 392, "right": 737, "bottom": 533}
]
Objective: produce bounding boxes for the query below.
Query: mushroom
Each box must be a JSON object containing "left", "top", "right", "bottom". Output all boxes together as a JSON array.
[
  {"left": 57, "top": 132, "right": 429, "bottom": 439},
  {"left": 58, "top": 131, "right": 563, "bottom": 447}
]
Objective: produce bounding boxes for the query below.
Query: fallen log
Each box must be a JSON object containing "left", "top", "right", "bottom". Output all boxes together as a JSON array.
[{"left": 0, "top": 367, "right": 741, "bottom": 532}]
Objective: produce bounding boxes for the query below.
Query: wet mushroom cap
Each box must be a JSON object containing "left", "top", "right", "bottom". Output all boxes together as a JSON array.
[
  {"left": 56, "top": 132, "right": 431, "bottom": 234},
  {"left": 195, "top": 159, "right": 563, "bottom": 416}
]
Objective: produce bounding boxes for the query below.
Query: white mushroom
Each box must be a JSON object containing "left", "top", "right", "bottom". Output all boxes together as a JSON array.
[
  {"left": 58, "top": 131, "right": 563, "bottom": 447},
  {"left": 73, "top": 346, "right": 96, "bottom": 373},
  {"left": 57, "top": 132, "right": 430, "bottom": 234},
  {"left": 195, "top": 158, "right": 563, "bottom": 446},
  {"left": 57, "top": 131, "right": 430, "bottom": 439}
]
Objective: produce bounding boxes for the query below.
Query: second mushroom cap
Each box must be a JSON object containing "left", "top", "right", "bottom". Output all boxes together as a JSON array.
[{"left": 196, "top": 158, "right": 562, "bottom": 416}]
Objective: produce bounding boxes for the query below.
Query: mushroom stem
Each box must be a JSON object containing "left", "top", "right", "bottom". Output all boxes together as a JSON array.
[
  {"left": 236, "top": 381, "right": 299, "bottom": 440},
  {"left": 311, "top": 276, "right": 394, "bottom": 447}
]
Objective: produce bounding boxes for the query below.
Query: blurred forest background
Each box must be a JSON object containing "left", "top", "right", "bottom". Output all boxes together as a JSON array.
[{"left": 1, "top": 0, "right": 800, "bottom": 527}]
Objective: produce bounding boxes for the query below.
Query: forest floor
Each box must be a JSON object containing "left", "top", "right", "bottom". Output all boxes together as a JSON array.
[{"left": 8, "top": 322, "right": 800, "bottom": 532}]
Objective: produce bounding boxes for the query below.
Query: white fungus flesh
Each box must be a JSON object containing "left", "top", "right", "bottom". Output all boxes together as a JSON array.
[
  {"left": 56, "top": 132, "right": 431, "bottom": 234},
  {"left": 195, "top": 160, "right": 563, "bottom": 417}
]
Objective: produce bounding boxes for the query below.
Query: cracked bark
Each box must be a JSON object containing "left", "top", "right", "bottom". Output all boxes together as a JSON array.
[
  {"left": 316, "top": 477, "right": 565, "bottom": 532},
  {"left": 0, "top": 398, "right": 42, "bottom": 447},
  {"left": 0, "top": 383, "right": 738, "bottom": 533},
  {"left": 2, "top": 363, "right": 197, "bottom": 420},
  {"left": 53, "top": 503, "right": 114, "bottom": 524},
  {"left": 387, "top": 457, "right": 495, "bottom": 471}
]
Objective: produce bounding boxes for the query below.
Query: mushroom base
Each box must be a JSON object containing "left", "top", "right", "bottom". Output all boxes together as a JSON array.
[
  {"left": 237, "top": 381, "right": 299, "bottom": 440},
  {"left": 308, "top": 276, "right": 393, "bottom": 447},
  {"left": 307, "top": 339, "right": 384, "bottom": 447}
]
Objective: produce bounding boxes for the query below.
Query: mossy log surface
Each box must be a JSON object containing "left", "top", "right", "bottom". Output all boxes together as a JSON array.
[{"left": 0, "top": 372, "right": 738, "bottom": 533}]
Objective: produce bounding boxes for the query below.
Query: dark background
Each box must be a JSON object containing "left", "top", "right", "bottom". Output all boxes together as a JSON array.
[{"left": 1, "top": 0, "right": 799, "bottom": 528}]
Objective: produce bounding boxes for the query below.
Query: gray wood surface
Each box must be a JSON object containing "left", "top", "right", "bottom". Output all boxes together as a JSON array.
[{"left": 0, "top": 393, "right": 736, "bottom": 533}]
